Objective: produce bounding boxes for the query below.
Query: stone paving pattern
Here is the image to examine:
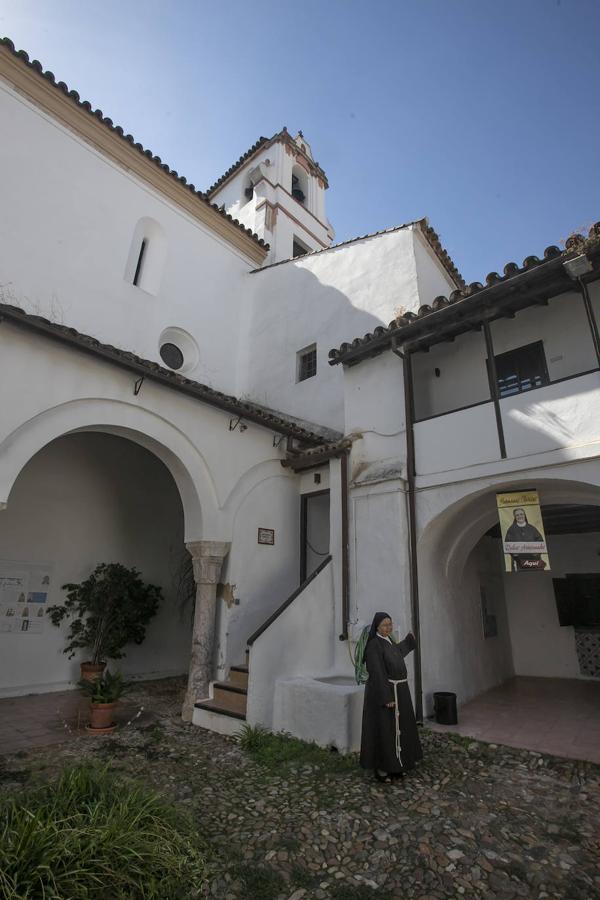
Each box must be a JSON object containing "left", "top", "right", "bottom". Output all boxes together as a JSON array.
[{"left": 0, "top": 678, "right": 598, "bottom": 899}]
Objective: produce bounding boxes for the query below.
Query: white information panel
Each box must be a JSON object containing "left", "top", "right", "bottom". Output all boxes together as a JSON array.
[{"left": 0, "top": 560, "right": 54, "bottom": 635}]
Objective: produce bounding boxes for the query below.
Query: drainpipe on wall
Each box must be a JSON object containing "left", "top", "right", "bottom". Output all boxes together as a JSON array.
[
  {"left": 391, "top": 338, "right": 423, "bottom": 722},
  {"left": 339, "top": 449, "right": 350, "bottom": 641}
]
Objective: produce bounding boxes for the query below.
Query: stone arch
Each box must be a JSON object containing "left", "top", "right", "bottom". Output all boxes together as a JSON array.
[
  {"left": 417, "top": 473, "right": 600, "bottom": 711},
  {"left": 420, "top": 476, "right": 600, "bottom": 587},
  {"left": 291, "top": 163, "right": 309, "bottom": 208},
  {"left": 0, "top": 398, "right": 222, "bottom": 542}
]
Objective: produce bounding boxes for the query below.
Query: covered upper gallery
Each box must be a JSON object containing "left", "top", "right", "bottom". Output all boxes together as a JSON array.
[{"left": 329, "top": 224, "right": 600, "bottom": 366}]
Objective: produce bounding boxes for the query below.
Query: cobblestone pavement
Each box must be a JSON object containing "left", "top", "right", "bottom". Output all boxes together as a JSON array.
[{"left": 1, "top": 678, "right": 599, "bottom": 899}]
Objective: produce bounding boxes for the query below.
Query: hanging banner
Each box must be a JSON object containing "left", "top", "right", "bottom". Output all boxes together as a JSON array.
[{"left": 496, "top": 490, "right": 550, "bottom": 573}]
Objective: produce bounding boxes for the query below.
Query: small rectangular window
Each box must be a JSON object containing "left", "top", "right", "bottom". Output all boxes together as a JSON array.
[
  {"left": 293, "top": 237, "right": 309, "bottom": 258},
  {"left": 297, "top": 344, "right": 317, "bottom": 382},
  {"left": 494, "top": 341, "right": 549, "bottom": 398}
]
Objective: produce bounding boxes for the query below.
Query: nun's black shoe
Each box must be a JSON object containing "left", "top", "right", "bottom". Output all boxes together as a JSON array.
[
  {"left": 374, "top": 771, "right": 392, "bottom": 784},
  {"left": 390, "top": 770, "right": 404, "bottom": 781}
]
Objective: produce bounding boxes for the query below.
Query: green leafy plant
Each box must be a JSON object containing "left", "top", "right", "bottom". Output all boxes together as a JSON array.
[
  {"left": 47, "top": 563, "right": 163, "bottom": 663},
  {"left": 0, "top": 764, "right": 207, "bottom": 898},
  {"left": 78, "top": 669, "right": 131, "bottom": 704},
  {"left": 237, "top": 724, "right": 357, "bottom": 774}
]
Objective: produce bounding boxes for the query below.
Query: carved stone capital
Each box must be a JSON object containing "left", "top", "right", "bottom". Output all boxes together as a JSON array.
[{"left": 185, "top": 541, "right": 230, "bottom": 585}]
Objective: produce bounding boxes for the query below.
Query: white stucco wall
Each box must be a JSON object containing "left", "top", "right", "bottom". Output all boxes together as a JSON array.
[
  {"left": 412, "top": 330, "right": 490, "bottom": 421},
  {"left": 505, "top": 532, "right": 600, "bottom": 680},
  {"left": 246, "top": 560, "right": 335, "bottom": 728},
  {"left": 420, "top": 536, "right": 514, "bottom": 714},
  {"left": 0, "top": 323, "right": 296, "bottom": 540},
  {"left": 350, "top": 483, "right": 411, "bottom": 639},
  {"left": 412, "top": 229, "right": 461, "bottom": 307},
  {"left": 344, "top": 352, "right": 406, "bottom": 474},
  {"left": 501, "top": 371, "right": 600, "bottom": 457},
  {"left": 0, "top": 323, "right": 314, "bottom": 694},
  {"left": 490, "top": 291, "right": 597, "bottom": 378},
  {"left": 0, "top": 433, "right": 190, "bottom": 696},
  {"left": 412, "top": 371, "right": 600, "bottom": 480},
  {"left": 414, "top": 403, "right": 501, "bottom": 476},
  {"left": 0, "top": 77, "right": 255, "bottom": 395},
  {"left": 241, "top": 228, "right": 422, "bottom": 430},
  {"left": 215, "top": 473, "right": 301, "bottom": 675}
]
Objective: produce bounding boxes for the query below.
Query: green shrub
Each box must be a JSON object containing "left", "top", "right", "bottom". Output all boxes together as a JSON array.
[
  {"left": 0, "top": 764, "right": 207, "bottom": 899},
  {"left": 47, "top": 563, "right": 163, "bottom": 663}
]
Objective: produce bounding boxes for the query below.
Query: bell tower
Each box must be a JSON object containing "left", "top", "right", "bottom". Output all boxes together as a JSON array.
[{"left": 207, "top": 128, "right": 335, "bottom": 264}]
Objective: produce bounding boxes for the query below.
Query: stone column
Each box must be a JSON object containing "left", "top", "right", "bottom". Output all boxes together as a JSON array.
[{"left": 181, "top": 540, "right": 230, "bottom": 722}]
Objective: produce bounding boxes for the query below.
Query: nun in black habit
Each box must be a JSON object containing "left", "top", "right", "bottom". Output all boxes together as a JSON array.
[{"left": 359, "top": 612, "right": 423, "bottom": 783}]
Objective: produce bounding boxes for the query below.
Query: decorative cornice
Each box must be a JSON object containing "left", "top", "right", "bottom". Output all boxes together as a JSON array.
[
  {"left": 255, "top": 200, "right": 329, "bottom": 248},
  {"left": 0, "top": 37, "right": 268, "bottom": 266}
]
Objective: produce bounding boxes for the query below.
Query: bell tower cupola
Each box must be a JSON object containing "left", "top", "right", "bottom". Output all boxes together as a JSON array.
[{"left": 206, "top": 127, "right": 334, "bottom": 264}]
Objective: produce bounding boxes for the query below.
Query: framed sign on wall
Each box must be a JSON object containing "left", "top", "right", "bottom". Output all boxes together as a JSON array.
[{"left": 257, "top": 527, "right": 275, "bottom": 545}]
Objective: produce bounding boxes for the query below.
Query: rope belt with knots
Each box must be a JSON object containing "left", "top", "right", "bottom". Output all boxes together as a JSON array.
[{"left": 389, "top": 678, "right": 407, "bottom": 763}]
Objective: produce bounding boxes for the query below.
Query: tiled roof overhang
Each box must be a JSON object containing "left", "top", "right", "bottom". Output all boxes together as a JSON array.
[
  {"left": 0, "top": 37, "right": 269, "bottom": 265},
  {"left": 329, "top": 226, "right": 600, "bottom": 366},
  {"left": 206, "top": 127, "right": 329, "bottom": 197},
  {"left": 0, "top": 302, "right": 328, "bottom": 446}
]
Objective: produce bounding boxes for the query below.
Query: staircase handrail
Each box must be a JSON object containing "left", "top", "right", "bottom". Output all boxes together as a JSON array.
[{"left": 246, "top": 555, "right": 332, "bottom": 647}]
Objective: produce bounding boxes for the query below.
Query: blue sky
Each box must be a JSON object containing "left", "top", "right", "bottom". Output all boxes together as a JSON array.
[{"left": 2, "top": 0, "right": 599, "bottom": 283}]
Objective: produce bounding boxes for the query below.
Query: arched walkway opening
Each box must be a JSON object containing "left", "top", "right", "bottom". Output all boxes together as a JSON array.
[
  {"left": 0, "top": 431, "right": 194, "bottom": 697},
  {"left": 419, "top": 478, "right": 600, "bottom": 762}
]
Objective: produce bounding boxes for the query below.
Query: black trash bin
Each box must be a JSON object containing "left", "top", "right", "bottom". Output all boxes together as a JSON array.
[{"left": 433, "top": 691, "right": 457, "bottom": 725}]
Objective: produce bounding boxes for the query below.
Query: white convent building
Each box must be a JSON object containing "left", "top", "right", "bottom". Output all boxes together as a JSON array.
[{"left": 1, "top": 37, "right": 599, "bottom": 750}]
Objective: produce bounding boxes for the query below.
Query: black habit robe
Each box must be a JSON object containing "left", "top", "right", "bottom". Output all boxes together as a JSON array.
[{"left": 359, "top": 633, "right": 423, "bottom": 773}]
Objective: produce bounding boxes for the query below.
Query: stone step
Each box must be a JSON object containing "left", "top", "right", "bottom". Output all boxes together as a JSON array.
[
  {"left": 229, "top": 664, "right": 249, "bottom": 688},
  {"left": 212, "top": 681, "right": 248, "bottom": 716},
  {"left": 193, "top": 700, "right": 245, "bottom": 737}
]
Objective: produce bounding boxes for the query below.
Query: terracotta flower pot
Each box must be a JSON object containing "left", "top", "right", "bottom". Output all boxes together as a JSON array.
[
  {"left": 88, "top": 701, "right": 118, "bottom": 730},
  {"left": 80, "top": 661, "right": 106, "bottom": 682}
]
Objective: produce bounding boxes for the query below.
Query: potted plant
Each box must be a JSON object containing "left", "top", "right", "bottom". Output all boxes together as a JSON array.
[
  {"left": 78, "top": 669, "right": 131, "bottom": 732},
  {"left": 47, "top": 563, "right": 164, "bottom": 681}
]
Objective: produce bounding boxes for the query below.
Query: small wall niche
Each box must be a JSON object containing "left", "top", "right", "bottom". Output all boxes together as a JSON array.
[{"left": 125, "top": 217, "right": 167, "bottom": 295}]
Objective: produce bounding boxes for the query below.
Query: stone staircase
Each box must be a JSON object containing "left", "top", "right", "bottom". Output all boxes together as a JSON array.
[{"left": 192, "top": 649, "right": 249, "bottom": 736}]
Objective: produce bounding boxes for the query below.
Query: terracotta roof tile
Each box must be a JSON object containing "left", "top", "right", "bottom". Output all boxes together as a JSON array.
[
  {"left": 329, "top": 224, "right": 600, "bottom": 366},
  {"left": 205, "top": 136, "right": 271, "bottom": 195},
  {"left": 206, "top": 127, "right": 329, "bottom": 197},
  {"left": 0, "top": 37, "right": 269, "bottom": 252}
]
